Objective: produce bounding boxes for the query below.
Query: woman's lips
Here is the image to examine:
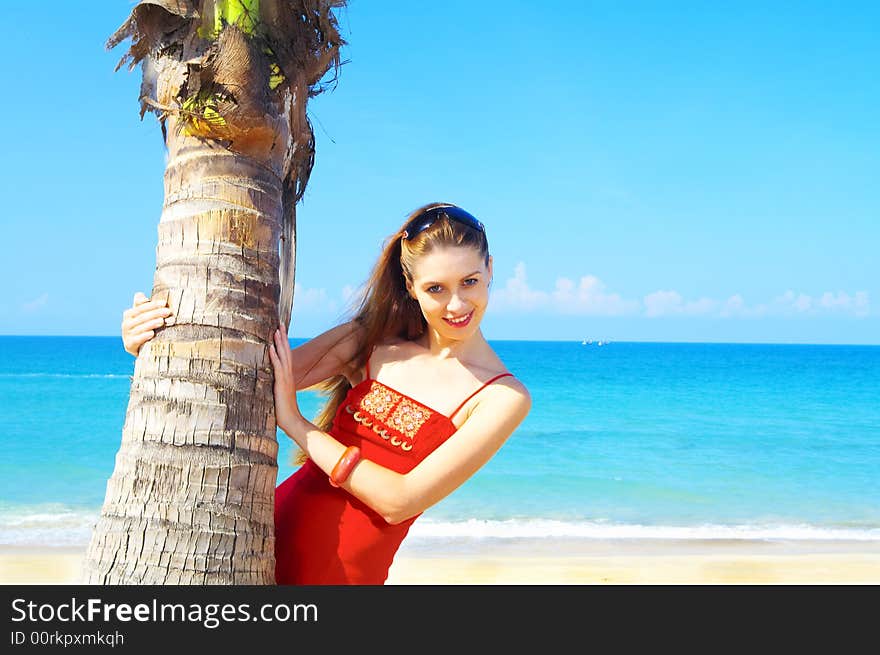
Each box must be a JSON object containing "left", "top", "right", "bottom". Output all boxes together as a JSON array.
[{"left": 443, "top": 310, "right": 474, "bottom": 328}]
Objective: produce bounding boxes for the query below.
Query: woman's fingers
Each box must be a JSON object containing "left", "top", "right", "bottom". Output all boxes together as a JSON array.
[
  {"left": 145, "top": 307, "right": 173, "bottom": 324},
  {"left": 275, "top": 328, "right": 292, "bottom": 366},
  {"left": 268, "top": 338, "right": 286, "bottom": 371},
  {"left": 125, "top": 307, "right": 172, "bottom": 328},
  {"left": 121, "top": 296, "right": 173, "bottom": 357},
  {"left": 272, "top": 330, "right": 285, "bottom": 367},
  {"left": 123, "top": 299, "right": 171, "bottom": 322},
  {"left": 122, "top": 311, "right": 173, "bottom": 342},
  {"left": 271, "top": 329, "right": 295, "bottom": 378},
  {"left": 124, "top": 330, "right": 155, "bottom": 355},
  {"left": 121, "top": 294, "right": 173, "bottom": 358},
  {"left": 130, "top": 300, "right": 171, "bottom": 319}
]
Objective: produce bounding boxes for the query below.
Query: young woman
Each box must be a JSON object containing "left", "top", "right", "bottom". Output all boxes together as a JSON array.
[{"left": 121, "top": 202, "right": 531, "bottom": 584}]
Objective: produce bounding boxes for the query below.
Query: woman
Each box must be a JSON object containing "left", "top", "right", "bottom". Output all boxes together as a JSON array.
[{"left": 121, "top": 202, "right": 531, "bottom": 584}]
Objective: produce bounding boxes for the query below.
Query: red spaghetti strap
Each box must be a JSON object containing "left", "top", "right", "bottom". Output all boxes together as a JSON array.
[{"left": 448, "top": 373, "right": 515, "bottom": 420}]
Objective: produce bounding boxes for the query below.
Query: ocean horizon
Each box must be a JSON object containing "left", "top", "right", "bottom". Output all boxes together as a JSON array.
[
  {"left": 2, "top": 336, "right": 878, "bottom": 550},
  {"left": 4, "top": 334, "right": 880, "bottom": 346}
]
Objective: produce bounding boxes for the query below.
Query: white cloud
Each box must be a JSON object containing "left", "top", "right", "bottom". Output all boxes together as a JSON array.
[
  {"left": 687, "top": 297, "right": 719, "bottom": 315},
  {"left": 489, "top": 263, "right": 871, "bottom": 320},
  {"left": 22, "top": 293, "right": 49, "bottom": 313},
  {"left": 819, "top": 291, "right": 870, "bottom": 317},
  {"left": 644, "top": 290, "right": 717, "bottom": 317},
  {"left": 769, "top": 290, "right": 870, "bottom": 317},
  {"left": 554, "top": 275, "right": 640, "bottom": 316},
  {"left": 492, "top": 262, "right": 638, "bottom": 316},
  {"left": 292, "top": 283, "right": 336, "bottom": 314},
  {"left": 341, "top": 285, "right": 359, "bottom": 302},
  {"left": 492, "top": 262, "right": 550, "bottom": 311},
  {"left": 723, "top": 294, "right": 745, "bottom": 316},
  {"left": 720, "top": 294, "right": 767, "bottom": 318},
  {"left": 772, "top": 290, "right": 810, "bottom": 315}
]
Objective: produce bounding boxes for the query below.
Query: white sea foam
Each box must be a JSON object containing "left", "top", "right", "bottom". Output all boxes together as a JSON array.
[
  {"left": 408, "top": 518, "right": 880, "bottom": 541},
  {"left": 4, "top": 510, "right": 879, "bottom": 548},
  {"left": 0, "top": 507, "right": 98, "bottom": 547}
]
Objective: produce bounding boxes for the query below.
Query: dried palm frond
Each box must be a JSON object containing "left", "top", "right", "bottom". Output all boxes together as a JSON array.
[{"left": 107, "top": 0, "right": 347, "bottom": 326}]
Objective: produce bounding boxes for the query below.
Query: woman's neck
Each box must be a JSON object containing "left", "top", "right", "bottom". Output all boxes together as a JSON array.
[{"left": 418, "top": 326, "right": 486, "bottom": 361}]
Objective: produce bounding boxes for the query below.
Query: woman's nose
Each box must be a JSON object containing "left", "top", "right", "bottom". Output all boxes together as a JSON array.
[{"left": 447, "top": 293, "right": 468, "bottom": 313}]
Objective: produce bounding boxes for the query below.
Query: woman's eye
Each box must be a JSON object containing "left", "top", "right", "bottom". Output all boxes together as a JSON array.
[{"left": 426, "top": 279, "right": 477, "bottom": 293}]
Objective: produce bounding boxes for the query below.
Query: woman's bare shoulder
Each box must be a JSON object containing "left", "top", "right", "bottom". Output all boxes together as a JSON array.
[
  {"left": 348, "top": 336, "right": 413, "bottom": 385},
  {"left": 370, "top": 337, "right": 419, "bottom": 361},
  {"left": 468, "top": 375, "right": 531, "bottom": 428},
  {"left": 483, "top": 366, "right": 530, "bottom": 400},
  {"left": 473, "top": 346, "right": 520, "bottom": 382}
]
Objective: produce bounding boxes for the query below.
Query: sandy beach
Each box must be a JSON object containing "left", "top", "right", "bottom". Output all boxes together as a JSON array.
[{"left": 3, "top": 540, "right": 879, "bottom": 585}]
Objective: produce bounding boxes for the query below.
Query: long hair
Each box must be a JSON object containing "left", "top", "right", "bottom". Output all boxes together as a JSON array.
[{"left": 292, "top": 202, "right": 490, "bottom": 466}]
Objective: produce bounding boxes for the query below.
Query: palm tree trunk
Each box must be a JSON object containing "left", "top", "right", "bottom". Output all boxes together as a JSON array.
[
  {"left": 82, "top": 0, "right": 344, "bottom": 584},
  {"left": 82, "top": 119, "right": 284, "bottom": 584}
]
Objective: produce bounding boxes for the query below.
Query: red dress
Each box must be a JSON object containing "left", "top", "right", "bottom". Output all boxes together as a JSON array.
[{"left": 274, "top": 354, "right": 514, "bottom": 585}]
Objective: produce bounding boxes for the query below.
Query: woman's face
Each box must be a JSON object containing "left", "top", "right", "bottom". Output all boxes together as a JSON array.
[{"left": 406, "top": 246, "right": 493, "bottom": 341}]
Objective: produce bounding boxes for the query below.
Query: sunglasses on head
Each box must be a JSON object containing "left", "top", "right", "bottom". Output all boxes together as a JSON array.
[{"left": 401, "top": 205, "right": 485, "bottom": 240}]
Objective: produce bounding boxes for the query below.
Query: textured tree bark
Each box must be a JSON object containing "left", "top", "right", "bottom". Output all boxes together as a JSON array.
[
  {"left": 82, "top": 0, "right": 344, "bottom": 584},
  {"left": 82, "top": 118, "right": 285, "bottom": 584}
]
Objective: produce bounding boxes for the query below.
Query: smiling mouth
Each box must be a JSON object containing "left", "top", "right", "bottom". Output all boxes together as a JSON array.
[{"left": 443, "top": 310, "right": 474, "bottom": 328}]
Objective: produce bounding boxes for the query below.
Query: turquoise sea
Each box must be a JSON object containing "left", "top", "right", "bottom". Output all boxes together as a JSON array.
[{"left": 1, "top": 336, "right": 879, "bottom": 549}]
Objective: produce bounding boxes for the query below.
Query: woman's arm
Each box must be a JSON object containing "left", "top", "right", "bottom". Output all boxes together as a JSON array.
[
  {"left": 290, "top": 386, "right": 530, "bottom": 524},
  {"left": 122, "top": 292, "right": 363, "bottom": 389},
  {"left": 269, "top": 327, "right": 532, "bottom": 525},
  {"left": 288, "top": 320, "right": 363, "bottom": 389}
]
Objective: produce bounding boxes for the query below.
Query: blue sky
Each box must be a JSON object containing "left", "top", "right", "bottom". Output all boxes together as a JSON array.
[{"left": 2, "top": 1, "right": 878, "bottom": 343}]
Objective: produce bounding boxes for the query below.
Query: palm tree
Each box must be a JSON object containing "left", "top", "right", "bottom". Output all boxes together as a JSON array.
[{"left": 82, "top": 0, "right": 346, "bottom": 584}]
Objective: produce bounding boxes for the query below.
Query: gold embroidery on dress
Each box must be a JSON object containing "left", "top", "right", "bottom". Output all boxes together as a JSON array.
[
  {"left": 346, "top": 381, "right": 432, "bottom": 453},
  {"left": 387, "top": 398, "right": 429, "bottom": 442},
  {"left": 359, "top": 382, "right": 400, "bottom": 422}
]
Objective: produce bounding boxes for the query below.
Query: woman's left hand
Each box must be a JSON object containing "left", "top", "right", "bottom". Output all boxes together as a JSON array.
[{"left": 268, "top": 323, "right": 303, "bottom": 436}]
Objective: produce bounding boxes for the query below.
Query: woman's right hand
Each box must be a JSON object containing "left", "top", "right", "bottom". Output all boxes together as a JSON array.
[{"left": 121, "top": 292, "right": 174, "bottom": 356}]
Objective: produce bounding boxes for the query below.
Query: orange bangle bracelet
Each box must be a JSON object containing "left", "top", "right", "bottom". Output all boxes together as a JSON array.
[{"left": 329, "top": 446, "right": 362, "bottom": 487}]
